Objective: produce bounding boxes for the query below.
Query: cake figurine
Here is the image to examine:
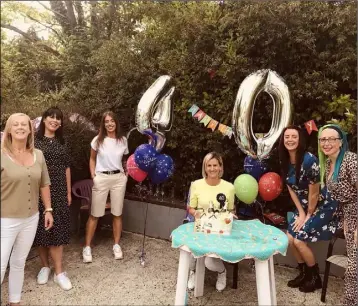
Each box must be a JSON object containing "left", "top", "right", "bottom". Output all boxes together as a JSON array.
[{"left": 194, "top": 200, "right": 233, "bottom": 235}]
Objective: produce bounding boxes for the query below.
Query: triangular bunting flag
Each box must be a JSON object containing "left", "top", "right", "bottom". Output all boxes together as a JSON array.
[
  {"left": 218, "top": 123, "right": 227, "bottom": 135},
  {"left": 193, "top": 110, "right": 206, "bottom": 121},
  {"left": 304, "top": 120, "right": 318, "bottom": 135},
  {"left": 199, "top": 115, "right": 212, "bottom": 126},
  {"left": 207, "top": 119, "right": 219, "bottom": 131},
  {"left": 188, "top": 104, "right": 200, "bottom": 116},
  {"left": 226, "top": 127, "right": 233, "bottom": 139}
]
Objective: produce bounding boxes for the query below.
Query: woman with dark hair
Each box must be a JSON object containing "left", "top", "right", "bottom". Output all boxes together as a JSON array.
[
  {"left": 318, "top": 124, "right": 357, "bottom": 306},
  {"left": 83, "top": 111, "right": 128, "bottom": 263},
  {"left": 34, "top": 106, "right": 73, "bottom": 290},
  {"left": 278, "top": 126, "right": 338, "bottom": 293}
]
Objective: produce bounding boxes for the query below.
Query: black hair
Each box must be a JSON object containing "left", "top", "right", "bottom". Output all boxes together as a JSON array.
[
  {"left": 278, "top": 125, "right": 306, "bottom": 184},
  {"left": 37, "top": 106, "right": 65, "bottom": 144}
]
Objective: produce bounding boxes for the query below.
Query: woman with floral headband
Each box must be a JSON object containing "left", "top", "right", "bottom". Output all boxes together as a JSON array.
[{"left": 318, "top": 124, "right": 357, "bottom": 306}]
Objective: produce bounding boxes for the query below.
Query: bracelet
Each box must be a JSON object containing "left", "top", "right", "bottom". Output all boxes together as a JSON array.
[{"left": 43, "top": 208, "right": 53, "bottom": 215}]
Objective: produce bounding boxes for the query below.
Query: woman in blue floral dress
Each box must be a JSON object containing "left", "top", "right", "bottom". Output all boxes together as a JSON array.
[{"left": 278, "top": 126, "right": 338, "bottom": 293}]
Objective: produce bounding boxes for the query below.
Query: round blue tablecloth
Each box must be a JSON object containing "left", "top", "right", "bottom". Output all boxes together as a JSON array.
[{"left": 171, "top": 219, "right": 288, "bottom": 263}]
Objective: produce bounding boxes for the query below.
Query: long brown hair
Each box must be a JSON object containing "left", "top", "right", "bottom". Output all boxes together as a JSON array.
[
  {"left": 278, "top": 125, "right": 306, "bottom": 184},
  {"left": 96, "top": 111, "right": 125, "bottom": 148}
]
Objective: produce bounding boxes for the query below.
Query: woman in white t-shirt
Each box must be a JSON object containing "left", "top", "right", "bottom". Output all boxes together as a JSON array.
[{"left": 82, "top": 111, "right": 129, "bottom": 263}]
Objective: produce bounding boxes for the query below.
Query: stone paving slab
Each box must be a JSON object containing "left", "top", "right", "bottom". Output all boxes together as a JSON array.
[{"left": 1, "top": 231, "right": 344, "bottom": 305}]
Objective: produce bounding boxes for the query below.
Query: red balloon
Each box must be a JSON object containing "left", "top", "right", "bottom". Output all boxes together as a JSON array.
[
  {"left": 127, "top": 154, "right": 148, "bottom": 182},
  {"left": 258, "top": 172, "right": 282, "bottom": 201}
]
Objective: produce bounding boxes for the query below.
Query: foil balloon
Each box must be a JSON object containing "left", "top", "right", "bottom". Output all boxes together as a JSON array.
[
  {"left": 136, "top": 75, "right": 172, "bottom": 133},
  {"left": 232, "top": 69, "right": 292, "bottom": 159},
  {"left": 151, "top": 86, "right": 175, "bottom": 132},
  {"left": 151, "top": 86, "right": 175, "bottom": 152},
  {"left": 143, "top": 129, "right": 157, "bottom": 148},
  {"left": 154, "top": 131, "right": 167, "bottom": 153},
  {"left": 135, "top": 75, "right": 175, "bottom": 153}
]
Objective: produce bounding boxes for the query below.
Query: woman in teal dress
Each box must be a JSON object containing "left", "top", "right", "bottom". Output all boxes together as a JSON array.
[{"left": 278, "top": 126, "right": 338, "bottom": 293}]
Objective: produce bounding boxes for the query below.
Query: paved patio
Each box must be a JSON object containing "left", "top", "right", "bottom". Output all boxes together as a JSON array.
[{"left": 1, "top": 231, "right": 344, "bottom": 305}]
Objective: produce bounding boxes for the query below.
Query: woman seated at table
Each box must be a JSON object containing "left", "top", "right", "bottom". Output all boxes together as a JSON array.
[
  {"left": 187, "top": 151, "right": 235, "bottom": 292},
  {"left": 278, "top": 126, "right": 338, "bottom": 293}
]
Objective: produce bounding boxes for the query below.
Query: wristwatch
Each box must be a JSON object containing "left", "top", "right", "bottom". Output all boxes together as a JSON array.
[{"left": 43, "top": 208, "right": 53, "bottom": 215}]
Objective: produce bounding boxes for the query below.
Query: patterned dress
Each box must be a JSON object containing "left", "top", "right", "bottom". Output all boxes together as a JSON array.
[
  {"left": 326, "top": 151, "right": 357, "bottom": 306},
  {"left": 287, "top": 152, "right": 338, "bottom": 241},
  {"left": 34, "top": 136, "right": 71, "bottom": 246}
]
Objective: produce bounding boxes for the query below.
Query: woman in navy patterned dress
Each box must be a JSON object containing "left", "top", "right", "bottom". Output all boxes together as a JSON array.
[
  {"left": 34, "top": 107, "right": 73, "bottom": 291},
  {"left": 278, "top": 126, "right": 338, "bottom": 293}
]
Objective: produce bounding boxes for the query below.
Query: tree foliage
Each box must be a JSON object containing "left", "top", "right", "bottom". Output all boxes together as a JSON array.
[{"left": 1, "top": 1, "right": 357, "bottom": 202}]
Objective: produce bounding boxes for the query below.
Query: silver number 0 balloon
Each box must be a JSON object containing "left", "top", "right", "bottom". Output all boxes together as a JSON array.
[{"left": 232, "top": 69, "right": 292, "bottom": 159}]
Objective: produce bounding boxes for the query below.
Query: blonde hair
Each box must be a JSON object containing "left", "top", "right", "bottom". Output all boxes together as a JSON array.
[
  {"left": 1, "top": 113, "right": 34, "bottom": 154},
  {"left": 202, "top": 152, "right": 224, "bottom": 178}
]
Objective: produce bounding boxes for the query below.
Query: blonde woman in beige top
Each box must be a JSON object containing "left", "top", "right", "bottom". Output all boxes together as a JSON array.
[{"left": 1, "top": 113, "right": 53, "bottom": 306}]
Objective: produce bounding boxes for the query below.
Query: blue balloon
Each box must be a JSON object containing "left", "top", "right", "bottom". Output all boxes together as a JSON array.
[
  {"left": 148, "top": 154, "right": 174, "bottom": 184},
  {"left": 244, "top": 156, "right": 268, "bottom": 181},
  {"left": 134, "top": 144, "right": 159, "bottom": 172}
]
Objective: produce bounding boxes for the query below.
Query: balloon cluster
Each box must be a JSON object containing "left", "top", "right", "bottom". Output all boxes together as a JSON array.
[
  {"left": 127, "top": 75, "right": 175, "bottom": 185},
  {"left": 127, "top": 141, "right": 174, "bottom": 184},
  {"left": 232, "top": 70, "right": 292, "bottom": 204},
  {"left": 234, "top": 155, "right": 283, "bottom": 204}
]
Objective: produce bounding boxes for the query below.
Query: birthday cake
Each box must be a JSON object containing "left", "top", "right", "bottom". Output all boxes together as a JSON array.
[{"left": 194, "top": 202, "right": 233, "bottom": 236}]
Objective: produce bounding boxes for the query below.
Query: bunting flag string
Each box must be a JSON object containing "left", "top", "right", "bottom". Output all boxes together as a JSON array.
[
  {"left": 188, "top": 104, "right": 320, "bottom": 139},
  {"left": 188, "top": 104, "right": 233, "bottom": 139}
]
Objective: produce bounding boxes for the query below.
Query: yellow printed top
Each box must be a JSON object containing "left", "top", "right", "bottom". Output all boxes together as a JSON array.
[{"left": 189, "top": 178, "right": 235, "bottom": 211}]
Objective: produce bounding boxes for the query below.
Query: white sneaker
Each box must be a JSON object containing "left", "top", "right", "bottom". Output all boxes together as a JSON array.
[
  {"left": 37, "top": 267, "right": 51, "bottom": 285},
  {"left": 113, "top": 244, "right": 123, "bottom": 260},
  {"left": 187, "top": 270, "right": 195, "bottom": 290},
  {"left": 216, "top": 269, "right": 226, "bottom": 291},
  {"left": 82, "top": 246, "right": 92, "bottom": 263},
  {"left": 54, "top": 272, "right": 73, "bottom": 291}
]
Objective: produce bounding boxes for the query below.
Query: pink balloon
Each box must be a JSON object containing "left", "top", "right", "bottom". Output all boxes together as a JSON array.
[{"left": 127, "top": 154, "right": 148, "bottom": 182}]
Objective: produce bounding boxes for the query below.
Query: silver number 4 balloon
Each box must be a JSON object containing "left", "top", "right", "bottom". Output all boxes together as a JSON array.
[{"left": 134, "top": 75, "right": 175, "bottom": 152}]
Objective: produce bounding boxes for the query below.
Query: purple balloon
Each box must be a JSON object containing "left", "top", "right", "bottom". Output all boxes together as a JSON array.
[
  {"left": 148, "top": 154, "right": 174, "bottom": 184},
  {"left": 134, "top": 144, "right": 159, "bottom": 172}
]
